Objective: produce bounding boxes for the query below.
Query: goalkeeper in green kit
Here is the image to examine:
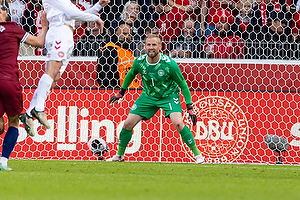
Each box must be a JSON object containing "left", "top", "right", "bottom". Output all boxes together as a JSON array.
[{"left": 107, "top": 34, "right": 204, "bottom": 164}]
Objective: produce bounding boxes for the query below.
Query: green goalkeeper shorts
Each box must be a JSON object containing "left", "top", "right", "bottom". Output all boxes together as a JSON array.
[{"left": 129, "top": 92, "right": 182, "bottom": 120}]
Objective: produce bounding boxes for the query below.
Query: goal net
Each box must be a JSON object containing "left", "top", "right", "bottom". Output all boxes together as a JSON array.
[{"left": 1, "top": 0, "right": 300, "bottom": 164}]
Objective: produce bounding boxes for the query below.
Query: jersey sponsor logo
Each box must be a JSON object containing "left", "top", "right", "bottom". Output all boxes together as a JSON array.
[
  {"left": 182, "top": 96, "right": 249, "bottom": 163},
  {"left": 173, "top": 98, "right": 179, "bottom": 104},
  {"left": 55, "top": 41, "right": 61, "bottom": 49},
  {"left": 58, "top": 51, "right": 64, "bottom": 58},
  {"left": 0, "top": 25, "right": 5, "bottom": 32}
]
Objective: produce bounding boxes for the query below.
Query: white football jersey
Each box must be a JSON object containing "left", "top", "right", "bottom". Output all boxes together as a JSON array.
[{"left": 42, "top": 0, "right": 102, "bottom": 29}]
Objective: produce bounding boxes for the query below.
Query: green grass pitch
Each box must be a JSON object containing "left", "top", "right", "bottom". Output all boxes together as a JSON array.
[{"left": 0, "top": 160, "right": 299, "bottom": 200}]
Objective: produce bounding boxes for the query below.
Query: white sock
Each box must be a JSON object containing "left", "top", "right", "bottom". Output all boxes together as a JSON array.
[
  {"left": 34, "top": 74, "right": 53, "bottom": 112},
  {"left": 0, "top": 157, "right": 8, "bottom": 166},
  {"left": 26, "top": 91, "right": 38, "bottom": 117}
]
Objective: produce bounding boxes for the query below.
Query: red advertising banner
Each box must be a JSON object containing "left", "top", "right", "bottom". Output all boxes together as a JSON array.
[{"left": 1, "top": 59, "right": 299, "bottom": 164}]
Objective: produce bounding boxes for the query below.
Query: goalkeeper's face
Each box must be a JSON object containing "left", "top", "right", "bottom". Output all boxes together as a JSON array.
[{"left": 145, "top": 37, "right": 161, "bottom": 59}]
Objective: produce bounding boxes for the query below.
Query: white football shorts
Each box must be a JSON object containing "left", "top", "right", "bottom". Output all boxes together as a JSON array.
[{"left": 45, "top": 25, "right": 74, "bottom": 75}]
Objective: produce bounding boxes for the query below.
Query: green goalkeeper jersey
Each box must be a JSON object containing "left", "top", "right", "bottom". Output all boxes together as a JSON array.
[{"left": 122, "top": 53, "right": 192, "bottom": 104}]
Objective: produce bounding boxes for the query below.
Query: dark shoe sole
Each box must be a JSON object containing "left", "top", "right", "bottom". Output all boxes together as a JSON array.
[{"left": 19, "top": 114, "right": 34, "bottom": 137}]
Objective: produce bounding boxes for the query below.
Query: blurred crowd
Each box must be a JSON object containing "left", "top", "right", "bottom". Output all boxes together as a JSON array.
[{"left": 8, "top": 0, "right": 300, "bottom": 59}]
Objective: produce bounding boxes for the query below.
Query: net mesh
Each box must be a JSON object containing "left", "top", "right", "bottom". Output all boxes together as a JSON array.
[{"left": 1, "top": 0, "right": 300, "bottom": 164}]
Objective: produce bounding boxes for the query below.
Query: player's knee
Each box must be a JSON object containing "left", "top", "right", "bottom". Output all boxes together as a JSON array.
[
  {"left": 123, "top": 121, "right": 134, "bottom": 130},
  {"left": 7, "top": 115, "right": 19, "bottom": 129},
  {"left": 173, "top": 122, "right": 184, "bottom": 132}
]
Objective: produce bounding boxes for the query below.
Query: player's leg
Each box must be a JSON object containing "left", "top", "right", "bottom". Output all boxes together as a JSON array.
[
  {"left": 107, "top": 93, "right": 158, "bottom": 161},
  {"left": 169, "top": 112, "right": 199, "bottom": 152},
  {"left": 28, "top": 60, "right": 61, "bottom": 129},
  {"left": 0, "top": 115, "right": 19, "bottom": 171},
  {"left": 0, "top": 81, "right": 23, "bottom": 170},
  {"left": 169, "top": 112, "right": 204, "bottom": 164},
  {"left": 107, "top": 113, "right": 143, "bottom": 162},
  {"left": 107, "top": 113, "right": 144, "bottom": 161},
  {"left": 162, "top": 94, "right": 204, "bottom": 163},
  {"left": 21, "top": 62, "right": 57, "bottom": 133},
  {"left": 50, "top": 72, "right": 61, "bottom": 91},
  {"left": 27, "top": 25, "right": 73, "bottom": 129},
  {"left": 33, "top": 60, "right": 61, "bottom": 111},
  {"left": 119, "top": 113, "right": 144, "bottom": 153}
]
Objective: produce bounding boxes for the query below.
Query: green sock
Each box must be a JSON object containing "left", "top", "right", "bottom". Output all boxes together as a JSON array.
[
  {"left": 117, "top": 128, "right": 133, "bottom": 156},
  {"left": 179, "top": 125, "right": 200, "bottom": 156}
]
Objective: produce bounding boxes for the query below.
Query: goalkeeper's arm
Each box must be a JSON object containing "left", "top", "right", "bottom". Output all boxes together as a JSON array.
[
  {"left": 121, "top": 68, "right": 137, "bottom": 90},
  {"left": 177, "top": 79, "right": 192, "bottom": 105},
  {"left": 178, "top": 80, "right": 197, "bottom": 126}
]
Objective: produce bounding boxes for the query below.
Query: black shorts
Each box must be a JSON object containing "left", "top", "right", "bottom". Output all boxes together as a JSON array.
[{"left": 0, "top": 79, "right": 23, "bottom": 117}]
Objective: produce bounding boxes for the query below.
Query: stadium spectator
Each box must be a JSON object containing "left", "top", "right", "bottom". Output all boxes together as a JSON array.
[
  {"left": 169, "top": 16, "right": 203, "bottom": 58},
  {"left": 101, "top": 0, "right": 129, "bottom": 31},
  {"left": 151, "top": 0, "right": 188, "bottom": 54},
  {"left": 107, "top": 34, "right": 205, "bottom": 164},
  {"left": 202, "top": 9, "right": 245, "bottom": 58},
  {"left": 232, "top": 0, "right": 254, "bottom": 39},
  {"left": 110, "top": 1, "right": 147, "bottom": 53},
  {"left": 291, "top": 0, "right": 300, "bottom": 50},
  {"left": 144, "top": 20, "right": 160, "bottom": 35},
  {"left": 19, "top": 0, "right": 109, "bottom": 136},
  {"left": 296, "top": 0, "right": 300, "bottom": 12},
  {"left": 134, "top": 19, "right": 160, "bottom": 56},
  {"left": 21, "top": 0, "right": 45, "bottom": 55},
  {"left": 168, "top": 0, "right": 201, "bottom": 21},
  {"left": 110, "top": 1, "right": 141, "bottom": 35},
  {"left": 286, "top": 0, "right": 298, "bottom": 13},
  {"left": 72, "top": 0, "right": 88, "bottom": 44},
  {"left": 168, "top": 0, "right": 202, "bottom": 36},
  {"left": 200, "top": 0, "right": 239, "bottom": 36},
  {"left": 285, "top": 0, "right": 298, "bottom": 36},
  {"left": 246, "top": 11, "right": 294, "bottom": 59},
  {"left": 168, "top": 0, "right": 200, "bottom": 14},
  {"left": 140, "top": 0, "right": 155, "bottom": 20},
  {"left": 97, "top": 23, "right": 140, "bottom": 88},
  {"left": 21, "top": 0, "right": 42, "bottom": 37},
  {"left": 73, "top": 20, "right": 107, "bottom": 56},
  {"left": 291, "top": 9, "right": 300, "bottom": 42},
  {"left": 250, "top": 0, "right": 287, "bottom": 33},
  {"left": 7, "top": 0, "right": 26, "bottom": 26},
  {"left": 0, "top": 1, "right": 48, "bottom": 171},
  {"left": 79, "top": 0, "right": 92, "bottom": 9},
  {"left": 7, "top": 0, "right": 29, "bottom": 55},
  {"left": 101, "top": 0, "right": 155, "bottom": 31}
]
